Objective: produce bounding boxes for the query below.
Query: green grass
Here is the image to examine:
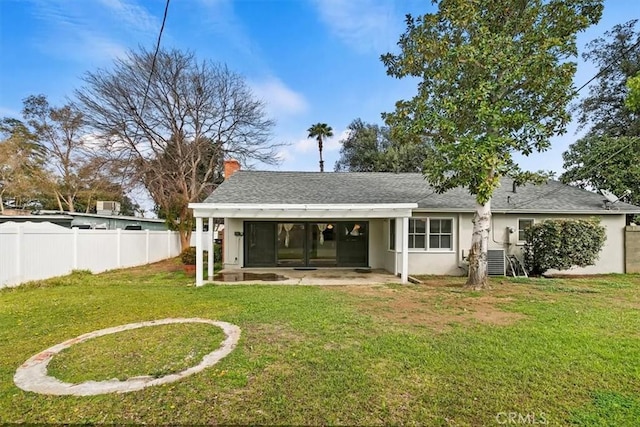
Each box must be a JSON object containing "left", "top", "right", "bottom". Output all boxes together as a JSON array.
[
  {"left": 1, "top": 261, "right": 639, "bottom": 425},
  {"left": 48, "top": 323, "right": 226, "bottom": 382}
]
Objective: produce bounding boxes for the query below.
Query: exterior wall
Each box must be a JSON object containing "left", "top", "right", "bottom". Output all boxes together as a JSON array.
[
  {"left": 625, "top": 226, "right": 640, "bottom": 273},
  {"left": 490, "top": 213, "right": 625, "bottom": 274},
  {"left": 70, "top": 214, "right": 167, "bottom": 230},
  {"left": 220, "top": 213, "right": 627, "bottom": 275},
  {"left": 223, "top": 218, "right": 244, "bottom": 269}
]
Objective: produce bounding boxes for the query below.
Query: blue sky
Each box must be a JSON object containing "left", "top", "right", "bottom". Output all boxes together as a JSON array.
[{"left": 0, "top": 0, "right": 635, "bottom": 178}]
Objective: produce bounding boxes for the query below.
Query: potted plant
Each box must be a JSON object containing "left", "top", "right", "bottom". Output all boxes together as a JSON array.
[{"left": 180, "top": 247, "right": 197, "bottom": 274}]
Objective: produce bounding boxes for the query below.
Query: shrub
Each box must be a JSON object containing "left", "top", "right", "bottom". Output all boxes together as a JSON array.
[
  {"left": 180, "top": 247, "right": 197, "bottom": 265},
  {"left": 181, "top": 245, "right": 221, "bottom": 266},
  {"left": 523, "top": 218, "right": 606, "bottom": 276}
]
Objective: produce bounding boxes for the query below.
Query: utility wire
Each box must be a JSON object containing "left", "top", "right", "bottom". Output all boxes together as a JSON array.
[
  {"left": 505, "top": 36, "right": 640, "bottom": 211},
  {"left": 139, "top": 0, "right": 171, "bottom": 118}
]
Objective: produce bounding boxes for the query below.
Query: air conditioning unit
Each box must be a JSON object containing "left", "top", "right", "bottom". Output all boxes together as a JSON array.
[
  {"left": 96, "top": 201, "right": 121, "bottom": 215},
  {"left": 488, "top": 249, "right": 506, "bottom": 276}
]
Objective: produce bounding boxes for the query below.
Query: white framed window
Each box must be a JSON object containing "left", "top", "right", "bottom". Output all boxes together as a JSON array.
[
  {"left": 389, "top": 219, "right": 396, "bottom": 251},
  {"left": 409, "top": 218, "right": 453, "bottom": 251},
  {"left": 518, "top": 218, "right": 534, "bottom": 242}
]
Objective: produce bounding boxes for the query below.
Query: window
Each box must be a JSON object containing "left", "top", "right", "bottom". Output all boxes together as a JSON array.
[
  {"left": 389, "top": 219, "right": 396, "bottom": 250},
  {"left": 518, "top": 219, "right": 534, "bottom": 242},
  {"left": 409, "top": 218, "right": 453, "bottom": 250}
]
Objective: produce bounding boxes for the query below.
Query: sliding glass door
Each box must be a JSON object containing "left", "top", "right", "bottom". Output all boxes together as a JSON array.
[{"left": 244, "top": 221, "right": 367, "bottom": 268}]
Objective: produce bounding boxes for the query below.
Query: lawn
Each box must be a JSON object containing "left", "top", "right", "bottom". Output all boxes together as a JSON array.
[{"left": 1, "top": 260, "right": 639, "bottom": 425}]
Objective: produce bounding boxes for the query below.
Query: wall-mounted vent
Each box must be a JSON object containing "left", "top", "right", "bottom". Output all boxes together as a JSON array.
[{"left": 488, "top": 249, "right": 505, "bottom": 276}]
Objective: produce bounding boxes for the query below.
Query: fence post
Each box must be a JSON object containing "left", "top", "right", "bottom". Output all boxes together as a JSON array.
[
  {"left": 16, "top": 224, "right": 22, "bottom": 283},
  {"left": 167, "top": 230, "right": 172, "bottom": 258},
  {"left": 116, "top": 228, "right": 122, "bottom": 268},
  {"left": 73, "top": 228, "right": 79, "bottom": 270}
]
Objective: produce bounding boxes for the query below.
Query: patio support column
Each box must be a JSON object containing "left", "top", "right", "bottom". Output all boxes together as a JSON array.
[
  {"left": 208, "top": 217, "right": 214, "bottom": 281},
  {"left": 401, "top": 216, "right": 409, "bottom": 284},
  {"left": 196, "top": 217, "right": 204, "bottom": 287}
]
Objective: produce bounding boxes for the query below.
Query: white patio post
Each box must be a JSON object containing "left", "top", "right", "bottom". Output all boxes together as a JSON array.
[
  {"left": 401, "top": 216, "right": 409, "bottom": 284},
  {"left": 195, "top": 217, "right": 204, "bottom": 287},
  {"left": 208, "top": 217, "right": 214, "bottom": 280},
  {"left": 394, "top": 218, "right": 401, "bottom": 276}
]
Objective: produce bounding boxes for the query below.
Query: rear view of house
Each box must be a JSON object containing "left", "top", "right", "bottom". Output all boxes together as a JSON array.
[{"left": 189, "top": 163, "right": 640, "bottom": 286}]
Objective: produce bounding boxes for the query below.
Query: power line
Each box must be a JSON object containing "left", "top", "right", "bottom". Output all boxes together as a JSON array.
[
  {"left": 505, "top": 35, "right": 640, "bottom": 211},
  {"left": 139, "top": 0, "right": 171, "bottom": 118}
]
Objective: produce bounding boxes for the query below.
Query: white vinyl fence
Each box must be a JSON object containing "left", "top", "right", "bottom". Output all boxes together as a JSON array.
[{"left": 0, "top": 222, "right": 182, "bottom": 288}]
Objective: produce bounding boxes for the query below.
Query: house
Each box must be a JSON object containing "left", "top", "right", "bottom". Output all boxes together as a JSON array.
[{"left": 188, "top": 161, "right": 640, "bottom": 286}]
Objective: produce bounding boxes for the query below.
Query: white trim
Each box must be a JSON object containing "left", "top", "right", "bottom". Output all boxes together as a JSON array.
[
  {"left": 408, "top": 217, "right": 454, "bottom": 251},
  {"left": 190, "top": 203, "right": 417, "bottom": 219},
  {"left": 401, "top": 217, "right": 409, "bottom": 284},
  {"left": 195, "top": 218, "right": 203, "bottom": 287},
  {"left": 517, "top": 218, "right": 535, "bottom": 244}
]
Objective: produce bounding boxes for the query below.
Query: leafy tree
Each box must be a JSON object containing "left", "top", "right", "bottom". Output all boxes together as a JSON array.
[
  {"left": 334, "top": 118, "right": 427, "bottom": 172},
  {"left": 562, "top": 136, "right": 640, "bottom": 205},
  {"left": 307, "top": 123, "right": 333, "bottom": 172},
  {"left": 382, "top": 0, "right": 602, "bottom": 289},
  {"left": 21, "top": 95, "right": 88, "bottom": 212},
  {"left": 523, "top": 219, "right": 606, "bottom": 276},
  {"left": 75, "top": 47, "right": 278, "bottom": 249},
  {"left": 562, "top": 20, "right": 640, "bottom": 203},
  {"left": 574, "top": 19, "right": 640, "bottom": 137},
  {"left": 625, "top": 72, "right": 640, "bottom": 112},
  {"left": 0, "top": 119, "right": 48, "bottom": 212}
]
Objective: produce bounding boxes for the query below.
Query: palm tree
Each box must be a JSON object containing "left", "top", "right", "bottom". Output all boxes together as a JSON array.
[{"left": 307, "top": 123, "right": 333, "bottom": 172}]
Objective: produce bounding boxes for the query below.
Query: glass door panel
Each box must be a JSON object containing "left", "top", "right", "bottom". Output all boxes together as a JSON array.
[
  {"left": 277, "top": 223, "right": 305, "bottom": 266},
  {"left": 244, "top": 222, "right": 276, "bottom": 267},
  {"left": 337, "top": 221, "right": 368, "bottom": 267},
  {"left": 308, "top": 223, "right": 337, "bottom": 266}
]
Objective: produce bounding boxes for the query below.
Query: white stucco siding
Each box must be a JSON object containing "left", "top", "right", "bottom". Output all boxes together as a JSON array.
[
  {"left": 223, "top": 218, "right": 244, "bottom": 269},
  {"left": 490, "top": 213, "right": 626, "bottom": 274},
  {"left": 368, "top": 219, "right": 385, "bottom": 269}
]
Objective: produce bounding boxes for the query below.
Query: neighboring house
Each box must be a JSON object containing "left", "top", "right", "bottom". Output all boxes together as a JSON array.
[
  {"left": 67, "top": 212, "right": 168, "bottom": 231},
  {"left": 189, "top": 163, "right": 640, "bottom": 285}
]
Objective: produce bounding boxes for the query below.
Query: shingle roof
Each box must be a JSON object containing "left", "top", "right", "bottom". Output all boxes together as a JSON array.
[{"left": 203, "top": 171, "right": 640, "bottom": 213}]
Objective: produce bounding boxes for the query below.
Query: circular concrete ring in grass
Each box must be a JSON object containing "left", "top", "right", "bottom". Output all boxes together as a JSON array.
[{"left": 14, "top": 318, "right": 241, "bottom": 396}]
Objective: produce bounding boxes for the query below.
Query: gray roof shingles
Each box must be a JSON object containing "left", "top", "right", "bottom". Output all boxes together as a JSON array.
[{"left": 203, "top": 171, "right": 640, "bottom": 213}]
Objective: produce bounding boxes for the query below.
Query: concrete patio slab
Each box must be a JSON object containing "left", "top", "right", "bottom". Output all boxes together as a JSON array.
[{"left": 208, "top": 268, "right": 401, "bottom": 286}]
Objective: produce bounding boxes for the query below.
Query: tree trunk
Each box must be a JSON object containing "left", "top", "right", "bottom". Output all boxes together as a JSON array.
[
  {"left": 465, "top": 199, "right": 491, "bottom": 290},
  {"left": 179, "top": 230, "right": 191, "bottom": 252},
  {"left": 318, "top": 137, "right": 324, "bottom": 172}
]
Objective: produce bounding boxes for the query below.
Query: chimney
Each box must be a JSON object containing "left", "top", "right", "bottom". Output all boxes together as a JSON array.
[{"left": 224, "top": 159, "right": 241, "bottom": 179}]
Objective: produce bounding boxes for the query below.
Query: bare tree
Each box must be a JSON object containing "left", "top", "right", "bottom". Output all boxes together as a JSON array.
[{"left": 75, "top": 47, "right": 278, "bottom": 249}]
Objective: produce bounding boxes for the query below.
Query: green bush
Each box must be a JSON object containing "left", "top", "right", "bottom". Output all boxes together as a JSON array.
[
  {"left": 180, "top": 245, "right": 222, "bottom": 265},
  {"left": 523, "top": 218, "right": 606, "bottom": 276},
  {"left": 180, "top": 247, "right": 197, "bottom": 265}
]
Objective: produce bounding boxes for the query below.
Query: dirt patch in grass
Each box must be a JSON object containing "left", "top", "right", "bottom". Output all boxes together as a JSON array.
[{"left": 336, "top": 283, "right": 526, "bottom": 331}]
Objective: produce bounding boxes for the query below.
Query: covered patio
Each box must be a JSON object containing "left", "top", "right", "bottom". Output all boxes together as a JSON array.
[
  {"left": 188, "top": 203, "right": 417, "bottom": 287},
  {"left": 208, "top": 267, "right": 402, "bottom": 286}
]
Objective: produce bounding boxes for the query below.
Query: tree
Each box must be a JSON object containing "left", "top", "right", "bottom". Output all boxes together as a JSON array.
[
  {"left": 0, "top": 119, "right": 48, "bottom": 212},
  {"left": 334, "top": 118, "right": 427, "bottom": 172},
  {"left": 382, "top": 0, "right": 602, "bottom": 289},
  {"left": 625, "top": 72, "right": 640, "bottom": 112},
  {"left": 523, "top": 219, "right": 606, "bottom": 276},
  {"left": 21, "top": 95, "right": 88, "bottom": 212},
  {"left": 562, "top": 21, "right": 640, "bottom": 202},
  {"left": 75, "top": 47, "right": 278, "bottom": 249},
  {"left": 307, "top": 123, "right": 333, "bottom": 172},
  {"left": 574, "top": 20, "right": 640, "bottom": 137}
]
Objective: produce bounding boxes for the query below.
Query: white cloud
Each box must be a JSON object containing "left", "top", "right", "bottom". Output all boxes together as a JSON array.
[
  {"left": 312, "top": 0, "right": 400, "bottom": 54},
  {"left": 275, "top": 148, "right": 295, "bottom": 163},
  {"left": 251, "top": 77, "right": 309, "bottom": 117},
  {"left": 294, "top": 128, "right": 349, "bottom": 153},
  {"left": 97, "top": 0, "right": 159, "bottom": 34}
]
